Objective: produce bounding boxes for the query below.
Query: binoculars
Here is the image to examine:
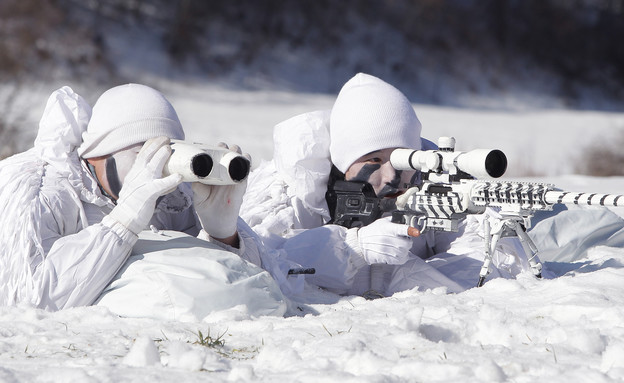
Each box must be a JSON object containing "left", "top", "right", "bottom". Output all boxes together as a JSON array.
[{"left": 164, "top": 140, "right": 251, "bottom": 185}]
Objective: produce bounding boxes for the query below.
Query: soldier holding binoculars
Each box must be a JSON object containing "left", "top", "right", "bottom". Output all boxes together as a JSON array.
[{"left": 0, "top": 84, "right": 297, "bottom": 318}]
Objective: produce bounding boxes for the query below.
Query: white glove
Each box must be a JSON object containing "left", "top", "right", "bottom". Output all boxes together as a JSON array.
[
  {"left": 356, "top": 217, "right": 415, "bottom": 265},
  {"left": 192, "top": 143, "right": 249, "bottom": 239},
  {"left": 108, "top": 137, "right": 183, "bottom": 235}
]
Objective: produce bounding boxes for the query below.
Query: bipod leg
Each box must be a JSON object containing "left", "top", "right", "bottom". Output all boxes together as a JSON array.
[
  {"left": 478, "top": 216, "right": 503, "bottom": 287},
  {"left": 477, "top": 217, "right": 491, "bottom": 287},
  {"left": 510, "top": 220, "right": 543, "bottom": 279}
]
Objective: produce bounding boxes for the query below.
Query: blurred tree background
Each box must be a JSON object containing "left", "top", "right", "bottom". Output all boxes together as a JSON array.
[
  {"left": 0, "top": 0, "right": 623, "bottom": 169},
  {"left": 2, "top": 0, "right": 622, "bottom": 100}
]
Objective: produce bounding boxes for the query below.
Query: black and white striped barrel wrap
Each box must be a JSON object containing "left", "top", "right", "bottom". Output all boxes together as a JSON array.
[
  {"left": 469, "top": 180, "right": 624, "bottom": 208},
  {"left": 543, "top": 191, "right": 624, "bottom": 206}
]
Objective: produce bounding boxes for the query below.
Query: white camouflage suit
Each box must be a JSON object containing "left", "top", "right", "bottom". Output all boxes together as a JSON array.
[
  {"left": 241, "top": 109, "right": 536, "bottom": 297},
  {"left": 0, "top": 86, "right": 297, "bottom": 319}
]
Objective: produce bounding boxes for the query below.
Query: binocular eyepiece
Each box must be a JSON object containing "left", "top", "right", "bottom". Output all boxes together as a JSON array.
[{"left": 164, "top": 140, "right": 251, "bottom": 185}]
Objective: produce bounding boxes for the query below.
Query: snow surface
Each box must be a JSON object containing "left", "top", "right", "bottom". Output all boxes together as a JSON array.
[{"left": 3, "top": 83, "right": 624, "bottom": 382}]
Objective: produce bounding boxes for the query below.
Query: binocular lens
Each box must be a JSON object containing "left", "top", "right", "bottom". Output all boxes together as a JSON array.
[
  {"left": 228, "top": 157, "right": 251, "bottom": 182},
  {"left": 170, "top": 141, "right": 251, "bottom": 184},
  {"left": 191, "top": 154, "right": 213, "bottom": 178}
]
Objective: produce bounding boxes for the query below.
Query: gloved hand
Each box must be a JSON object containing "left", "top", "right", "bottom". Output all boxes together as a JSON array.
[
  {"left": 356, "top": 217, "right": 418, "bottom": 265},
  {"left": 192, "top": 143, "right": 249, "bottom": 240},
  {"left": 108, "top": 136, "right": 183, "bottom": 235}
]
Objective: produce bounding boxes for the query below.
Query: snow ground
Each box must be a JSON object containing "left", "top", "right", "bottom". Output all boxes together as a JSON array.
[{"left": 2, "top": 83, "right": 624, "bottom": 382}]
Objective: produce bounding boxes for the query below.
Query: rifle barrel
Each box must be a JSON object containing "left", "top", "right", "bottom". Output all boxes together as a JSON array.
[{"left": 544, "top": 191, "right": 624, "bottom": 207}]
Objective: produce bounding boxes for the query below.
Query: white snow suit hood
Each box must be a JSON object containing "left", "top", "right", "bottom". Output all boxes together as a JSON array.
[{"left": 0, "top": 86, "right": 108, "bottom": 306}]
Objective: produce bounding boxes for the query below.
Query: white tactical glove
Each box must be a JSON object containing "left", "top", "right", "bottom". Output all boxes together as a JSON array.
[
  {"left": 108, "top": 136, "right": 183, "bottom": 235},
  {"left": 192, "top": 143, "right": 249, "bottom": 239},
  {"left": 356, "top": 217, "right": 416, "bottom": 265}
]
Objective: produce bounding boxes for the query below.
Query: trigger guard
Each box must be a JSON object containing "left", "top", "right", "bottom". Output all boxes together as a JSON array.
[
  {"left": 414, "top": 215, "right": 427, "bottom": 231},
  {"left": 403, "top": 215, "right": 426, "bottom": 231}
]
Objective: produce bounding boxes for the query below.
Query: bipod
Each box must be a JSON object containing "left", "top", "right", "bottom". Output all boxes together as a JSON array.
[{"left": 477, "top": 214, "right": 543, "bottom": 287}]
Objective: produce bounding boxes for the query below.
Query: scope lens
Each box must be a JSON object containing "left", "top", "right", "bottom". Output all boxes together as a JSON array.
[
  {"left": 191, "top": 153, "right": 213, "bottom": 177},
  {"left": 485, "top": 150, "right": 507, "bottom": 178},
  {"left": 228, "top": 157, "right": 250, "bottom": 182}
]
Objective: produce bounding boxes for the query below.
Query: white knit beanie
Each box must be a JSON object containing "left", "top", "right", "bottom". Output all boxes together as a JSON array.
[
  {"left": 329, "top": 73, "right": 422, "bottom": 173},
  {"left": 78, "top": 84, "right": 185, "bottom": 158}
]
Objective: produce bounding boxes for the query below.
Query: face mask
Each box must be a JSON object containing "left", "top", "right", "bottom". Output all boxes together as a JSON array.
[
  {"left": 105, "top": 144, "right": 142, "bottom": 199},
  {"left": 347, "top": 162, "right": 404, "bottom": 198}
]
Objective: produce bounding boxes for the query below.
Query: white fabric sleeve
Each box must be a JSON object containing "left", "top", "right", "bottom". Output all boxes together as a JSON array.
[
  {"left": 155, "top": 206, "right": 303, "bottom": 295},
  {"left": 200, "top": 218, "right": 305, "bottom": 297},
  {"left": 94, "top": 230, "right": 288, "bottom": 321},
  {"left": 281, "top": 224, "right": 368, "bottom": 294},
  {"left": 32, "top": 215, "right": 137, "bottom": 311}
]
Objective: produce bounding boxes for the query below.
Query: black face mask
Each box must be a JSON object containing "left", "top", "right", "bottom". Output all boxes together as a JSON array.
[
  {"left": 105, "top": 156, "right": 123, "bottom": 199},
  {"left": 86, "top": 160, "right": 117, "bottom": 203}
]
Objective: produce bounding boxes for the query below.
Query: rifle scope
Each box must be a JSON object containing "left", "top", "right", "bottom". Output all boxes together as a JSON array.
[
  {"left": 390, "top": 144, "right": 507, "bottom": 179},
  {"left": 164, "top": 140, "right": 251, "bottom": 185}
]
